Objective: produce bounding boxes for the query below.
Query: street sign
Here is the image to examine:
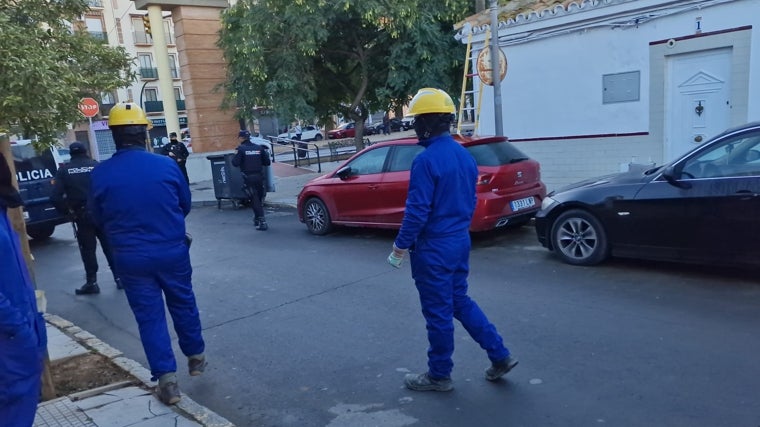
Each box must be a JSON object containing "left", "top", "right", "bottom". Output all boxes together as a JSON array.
[{"left": 78, "top": 98, "right": 99, "bottom": 118}]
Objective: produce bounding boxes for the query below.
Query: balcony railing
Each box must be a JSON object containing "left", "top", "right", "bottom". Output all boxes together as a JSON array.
[
  {"left": 88, "top": 31, "right": 108, "bottom": 42},
  {"left": 143, "top": 100, "right": 187, "bottom": 113},
  {"left": 87, "top": 0, "right": 103, "bottom": 7},
  {"left": 133, "top": 31, "right": 152, "bottom": 45},
  {"left": 139, "top": 67, "right": 158, "bottom": 79}
]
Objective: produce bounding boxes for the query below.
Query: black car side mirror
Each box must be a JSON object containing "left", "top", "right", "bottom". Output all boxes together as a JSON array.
[
  {"left": 336, "top": 166, "right": 353, "bottom": 180},
  {"left": 662, "top": 166, "right": 692, "bottom": 189}
]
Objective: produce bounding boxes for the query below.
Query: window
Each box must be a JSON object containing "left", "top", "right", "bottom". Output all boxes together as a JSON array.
[
  {"left": 173, "top": 87, "right": 182, "bottom": 101},
  {"left": 132, "top": 16, "right": 151, "bottom": 44},
  {"left": 168, "top": 54, "right": 178, "bottom": 78},
  {"left": 138, "top": 54, "right": 157, "bottom": 79},
  {"left": 144, "top": 88, "right": 158, "bottom": 102},
  {"left": 101, "top": 92, "right": 116, "bottom": 104},
  {"left": 466, "top": 141, "right": 529, "bottom": 166},
  {"left": 682, "top": 130, "right": 760, "bottom": 178},
  {"left": 388, "top": 145, "right": 423, "bottom": 172},
  {"left": 138, "top": 54, "right": 153, "bottom": 69},
  {"left": 346, "top": 147, "right": 390, "bottom": 176}
]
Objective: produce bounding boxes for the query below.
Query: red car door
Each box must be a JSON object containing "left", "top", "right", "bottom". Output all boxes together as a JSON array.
[
  {"left": 379, "top": 144, "right": 424, "bottom": 225},
  {"left": 330, "top": 146, "right": 391, "bottom": 222}
]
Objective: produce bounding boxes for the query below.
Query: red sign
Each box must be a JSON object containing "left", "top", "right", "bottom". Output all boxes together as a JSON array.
[{"left": 78, "top": 98, "right": 100, "bottom": 118}]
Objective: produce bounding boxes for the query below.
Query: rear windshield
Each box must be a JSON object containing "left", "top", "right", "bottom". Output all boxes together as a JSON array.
[{"left": 466, "top": 141, "right": 529, "bottom": 166}]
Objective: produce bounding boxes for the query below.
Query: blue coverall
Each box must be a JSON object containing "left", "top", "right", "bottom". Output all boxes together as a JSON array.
[
  {"left": 394, "top": 132, "right": 510, "bottom": 380},
  {"left": 0, "top": 204, "right": 47, "bottom": 427},
  {"left": 89, "top": 146, "right": 204, "bottom": 380}
]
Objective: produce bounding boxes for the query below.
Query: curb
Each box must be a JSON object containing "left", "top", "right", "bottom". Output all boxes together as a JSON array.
[{"left": 44, "top": 314, "right": 235, "bottom": 427}]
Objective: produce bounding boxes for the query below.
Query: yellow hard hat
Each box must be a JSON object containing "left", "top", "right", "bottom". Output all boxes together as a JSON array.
[
  {"left": 407, "top": 88, "right": 456, "bottom": 116},
  {"left": 108, "top": 102, "right": 149, "bottom": 127}
]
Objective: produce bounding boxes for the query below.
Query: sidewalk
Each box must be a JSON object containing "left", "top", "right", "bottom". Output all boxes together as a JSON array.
[{"left": 36, "top": 314, "right": 233, "bottom": 427}]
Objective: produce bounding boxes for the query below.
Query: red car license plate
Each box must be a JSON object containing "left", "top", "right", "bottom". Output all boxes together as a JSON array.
[{"left": 510, "top": 196, "right": 535, "bottom": 212}]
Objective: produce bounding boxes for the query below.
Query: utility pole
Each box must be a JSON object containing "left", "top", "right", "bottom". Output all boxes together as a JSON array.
[{"left": 490, "top": 0, "right": 504, "bottom": 137}]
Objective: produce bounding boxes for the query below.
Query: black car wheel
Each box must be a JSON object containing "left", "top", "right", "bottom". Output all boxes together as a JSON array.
[
  {"left": 27, "top": 224, "right": 55, "bottom": 240},
  {"left": 315, "top": 134, "right": 323, "bottom": 141},
  {"left": 550, "top": 209, "right": 609, "bottom": 265},
  {"left": 304, "top": 198, "right": 333, "bottom": 235}
]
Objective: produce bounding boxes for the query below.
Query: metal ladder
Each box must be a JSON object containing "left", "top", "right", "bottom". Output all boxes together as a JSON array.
[{"left": 456, "top": 29, "right": 489, "bottom": 136}]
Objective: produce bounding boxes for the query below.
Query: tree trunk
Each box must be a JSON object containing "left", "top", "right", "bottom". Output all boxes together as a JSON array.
[{"left": 476, "top": 0, "right": 486, "bottom": 13}]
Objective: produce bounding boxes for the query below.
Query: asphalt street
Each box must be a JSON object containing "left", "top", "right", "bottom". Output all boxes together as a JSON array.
[{"left": 31, "top": 205, "right": 760, "bottom": 427}]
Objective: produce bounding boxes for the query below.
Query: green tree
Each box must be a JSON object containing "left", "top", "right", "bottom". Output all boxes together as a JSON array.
[
  {"left": 0, "top": 0, "right": 135, "bottom": 148},
  {"left": 218, "top": 0, "right": 473, "bottom": 147}
]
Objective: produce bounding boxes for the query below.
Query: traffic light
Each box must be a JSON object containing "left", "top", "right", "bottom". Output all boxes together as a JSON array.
[{"left": 142, "top": 15, "right": 152, "bottom": 36}]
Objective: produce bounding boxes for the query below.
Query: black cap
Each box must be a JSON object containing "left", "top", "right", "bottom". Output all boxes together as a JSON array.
[
  {"left": 169, "top": 132, "right": 178, "bottom": 138},
  {"left": 69, "top": 142, "right": 87, "bottom": 155}
]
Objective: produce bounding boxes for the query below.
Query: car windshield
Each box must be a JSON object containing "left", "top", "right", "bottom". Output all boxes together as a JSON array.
[{"left": 466, "top": 141, "right": 529, "bottom": 166}]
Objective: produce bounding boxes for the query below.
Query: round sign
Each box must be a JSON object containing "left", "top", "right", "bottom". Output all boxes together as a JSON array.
[
  {"left": 476, "top": 46, "right": 508, "bottom": 86},
  {"left": 78, "top": 98, "right": 100, "bottom": 118}
]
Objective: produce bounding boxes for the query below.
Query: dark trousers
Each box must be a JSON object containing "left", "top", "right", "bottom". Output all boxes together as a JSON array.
[
  {"left": 243, "top": 173, "right": 265, "bottom": 220},
  {"left": 75, "top": 216, "right": 115, "bottom": 281},
  {"left": 178, "top": 161, "right": 189, "bottom": 184}
]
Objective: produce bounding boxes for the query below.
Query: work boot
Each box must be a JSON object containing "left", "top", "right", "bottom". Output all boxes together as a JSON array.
[
  {"left": 253, "top": 217, "right": 261, "bottom": 227},
  {"left": 403, "top": 372, "right": 453, "bottom": 392},
  {"left": 114, "top": 277, "right": 124, "bottom": 290},
  {"left": 485, "top": 355, "right": 519, "bottom": 381},
  {"left": 256, "top": 219, "right": 268, "bottom": 231},
  {"left": 157, "top": 374, "right": 181, "bottom": 405},
  {"left": 188, "top": 355, "right": 207, "bottom": 376},
  {"left": 75, "top": 281, "right": 100, "bottom": 295},
  {"left": 157, "top": 381, "right": 181, "bottom": 405}
]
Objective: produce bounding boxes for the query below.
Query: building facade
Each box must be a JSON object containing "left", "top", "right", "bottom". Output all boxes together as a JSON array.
[
  {"left": 457, "top": 0, "right": 760, "bottom": 191},
  {"left": 71, "top": 0, "right": 189, "bottom": 159}
]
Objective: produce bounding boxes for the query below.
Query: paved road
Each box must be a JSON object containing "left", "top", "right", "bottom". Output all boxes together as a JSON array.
[{"left": 31, "top": 206, "right": 760, "bottom": 427}]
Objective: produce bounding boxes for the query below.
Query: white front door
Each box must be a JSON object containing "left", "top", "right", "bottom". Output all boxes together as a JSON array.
[{"left": 665, "top": 48, "right": 732, "bottom": 161}]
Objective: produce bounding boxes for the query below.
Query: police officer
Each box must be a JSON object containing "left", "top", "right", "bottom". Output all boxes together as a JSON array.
[
  {"left": 161, "top": 132, "right": 190, "bottom": 184},
  {"left": 232, "top": 130, "right": 271, "bottom": 230},
  {"left": 88, "top": 102, "right": 206, "bottom": 405},
  {"left": 51, "top": 142, "right": 121, "bottom": 295},
  {"left": 389, "top": 88, "right": 517, "bottom": 392}
]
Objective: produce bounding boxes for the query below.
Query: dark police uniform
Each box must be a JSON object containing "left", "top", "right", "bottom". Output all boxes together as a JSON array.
[
  {"left": 161, "top": 134, "right": 190, "bottom": 184},
  {"left": 231, "top": 134, "right": 271, "bottom": 229},
  {"left": 51, "top": 143, "right": 118, "bottom": 293}
]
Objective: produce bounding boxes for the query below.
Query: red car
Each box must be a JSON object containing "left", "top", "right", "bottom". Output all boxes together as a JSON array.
[
  {"left": 297, "top": 135, "right": 547, "bottom": 235},
  {"left": 327, "top": 122, "right": 356, "bottom": 139}
]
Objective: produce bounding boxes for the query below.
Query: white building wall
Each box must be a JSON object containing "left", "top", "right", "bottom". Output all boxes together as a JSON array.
[{"left": 467, "top": 0, "right": 760, "bottom": 192}]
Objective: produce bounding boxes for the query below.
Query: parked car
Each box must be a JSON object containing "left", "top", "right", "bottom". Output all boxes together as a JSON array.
[
  {"left": 11, "top": 140, "right": 69, "bottom": 240},
  {"left": 535, "top": 122, "right": 760, "bottom": 268},
  {"left": 277, "top": 125, "right": 323, "bottom": 141},
  {"left": 400, "top": 116, "right": 415, "bottom": 131},
  {"left": 328, "top": 122, "right": 357, "bottom": 139},
  {"left": 366, "top": 118, "right": 402, "bottom": 135},
  {"left": 297, "top": 135, "right": 547, "bottom": 235}
]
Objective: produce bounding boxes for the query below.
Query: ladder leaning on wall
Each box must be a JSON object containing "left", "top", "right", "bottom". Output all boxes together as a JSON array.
[{"left": 457, "top": 29, "right": 489, "bottom": 136}]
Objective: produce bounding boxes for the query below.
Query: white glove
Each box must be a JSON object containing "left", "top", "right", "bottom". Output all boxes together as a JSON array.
[{"left": 387, "top": 244, "right": 408, "bottom": 268}]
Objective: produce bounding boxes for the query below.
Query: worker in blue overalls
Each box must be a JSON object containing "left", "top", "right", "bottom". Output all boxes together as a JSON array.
[
  {"left": 88, "top": 102, "right": 206, "bottom": 405},
  {"left": 388, "top": 88, "right": 518, "bottom": 392},
  {"left": 0, "top": 152, "right": 47, "bottom": 427}
]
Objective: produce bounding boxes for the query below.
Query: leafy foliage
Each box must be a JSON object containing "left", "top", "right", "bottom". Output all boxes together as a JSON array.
[
  {"left": 218, "top": 0, "right": 472, "bottom": 143},
  {"left": 0, "top": 0, "right": 135, "bottom": 148}
]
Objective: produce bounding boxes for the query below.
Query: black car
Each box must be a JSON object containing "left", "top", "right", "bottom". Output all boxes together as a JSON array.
[
  {"left": 535, "top": 122, "right": 760, "bottom": 268},
  {"left": 11, "top": 141, "right": 70, "bottom": 240}
]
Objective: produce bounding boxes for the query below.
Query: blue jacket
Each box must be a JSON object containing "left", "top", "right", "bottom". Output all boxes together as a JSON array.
[
  {"left": 89, "top": 146, "right": 191, "bottom": 253},
  {"left": 394, "top": 132, "right": 477, "bottom": 250},
  {"left": 0, "top": 204, "right": 46, "bottom": 404}
]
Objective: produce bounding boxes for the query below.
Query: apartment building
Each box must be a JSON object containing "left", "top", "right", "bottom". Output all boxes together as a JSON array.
[{"left": 71, "top": 0, "right": 188, "bottom": 159}]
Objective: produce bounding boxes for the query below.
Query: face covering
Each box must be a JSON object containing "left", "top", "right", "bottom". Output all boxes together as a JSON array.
[{"left": 0, "top": 152, "right": 23, "bottom": 209}]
